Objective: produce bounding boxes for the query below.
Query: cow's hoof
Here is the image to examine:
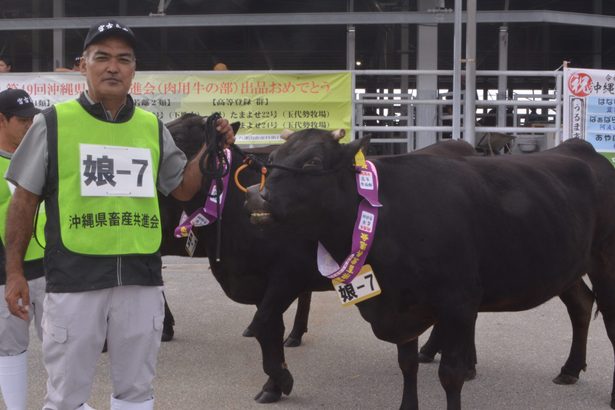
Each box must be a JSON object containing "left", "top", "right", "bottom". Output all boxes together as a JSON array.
[
  {"left": 254, "top": 388, "right": 281, "bottom": 403},
  {"left": 418, "top": 351, "right": 435, "bottom": 363},
  {"left": 553, "top": 373, "right": 579, "bottom": 385},
  {"left": 611, "top": 395, "right": 615, "bottom": 409},
  {"left": 283, "top": 336, "right": 302, "bottom": 347},
  {"left": 465, "top": 367, "right": 477, "bottom": 381},
  {"left": 279, "top": 368, "right": 294, "bottom": 395},
  {"left": 242, "top": 326, "right": 254, "bottom": 337},
  {"left": 255, "top": 378, "right": 282, "bottom": 403}
]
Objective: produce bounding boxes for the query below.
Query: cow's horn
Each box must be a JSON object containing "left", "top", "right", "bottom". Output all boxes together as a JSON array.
[
  {"left": 280, "top": 129, "right": 294, "bottom": 140},
  {"left": 332, "top": 129, "right": 346, "bottom": 140}
]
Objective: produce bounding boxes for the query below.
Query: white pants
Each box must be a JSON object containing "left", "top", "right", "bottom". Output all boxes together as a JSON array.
[
  {"left": 0, "top": 276, "right": 45, "bottom": 410},
  {"left": 42, "top": 285, "right": 164, "bottom": 410},
  {"left": 0, "top": 276, "right": 46, "bottom": 355}
]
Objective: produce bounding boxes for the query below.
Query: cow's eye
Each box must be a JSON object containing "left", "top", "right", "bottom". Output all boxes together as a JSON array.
[{"left": 303, "top": 157, "right": 322, "bottom": 169}]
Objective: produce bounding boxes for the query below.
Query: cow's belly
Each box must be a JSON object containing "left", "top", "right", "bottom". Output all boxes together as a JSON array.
[
  {"left": 478, "top": 266, "right": 583, "bottom": 312},
  {"left": 356, "top": 297, "right": 436, "bottom": 344}
]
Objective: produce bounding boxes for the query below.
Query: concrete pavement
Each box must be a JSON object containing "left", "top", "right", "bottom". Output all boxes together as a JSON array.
[{"left": 21, "top": 256, "right": 613, "bottom": 409}]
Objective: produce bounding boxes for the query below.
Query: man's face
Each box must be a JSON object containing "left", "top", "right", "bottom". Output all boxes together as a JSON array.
[
  {"left": 0, "top": 114, "right": 34, "bottom": 151},
  {"left": 81, "top": 37, "right": 135, "bottom": 102},
  {"left": 0, "top": 60, "right": 11, "bottom": 73}
]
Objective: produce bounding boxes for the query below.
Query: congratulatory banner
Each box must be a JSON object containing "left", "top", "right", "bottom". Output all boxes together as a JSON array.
[{"left": 0, "top": 71, "right": 352, "bottom": 145}]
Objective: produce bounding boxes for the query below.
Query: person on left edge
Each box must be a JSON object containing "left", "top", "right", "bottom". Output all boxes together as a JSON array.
[
  {"left": 3, "top": 19, "right": 235, "bottom": 410},
  {"left": 0, "top": 88, "right": 44, "bottom": 410}
]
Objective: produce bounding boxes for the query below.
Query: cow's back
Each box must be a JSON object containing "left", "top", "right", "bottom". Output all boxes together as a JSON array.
[
  {"left": 370, "top": 149, "right": 598, "bottom": 312},
  {"left": 542, "top": 138, "right": 615, "bottom": 248}
]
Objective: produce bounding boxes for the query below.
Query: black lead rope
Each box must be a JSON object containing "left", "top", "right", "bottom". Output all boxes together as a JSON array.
[
  {"left": 230, "top": 142, "right": 353, "bottom": 177},
  {"left": 229, "top": 144, "right": 267, "bottom": 174},
  {"left": 198, "top": 113, "right": 230, "bottom": 262},
  {"left": 264, "top": 161, "right": 355, "bottom": 176}
]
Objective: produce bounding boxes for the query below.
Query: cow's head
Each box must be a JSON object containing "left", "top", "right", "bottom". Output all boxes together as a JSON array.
[
  {"left": 245, "top": 128, "right": 369, "bottom": 233},
  {"left": 167, "top": 113, "right": 240, "bottom": 159}
]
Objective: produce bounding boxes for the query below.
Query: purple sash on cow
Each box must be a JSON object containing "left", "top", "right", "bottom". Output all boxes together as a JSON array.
[
  {"left": 174, "top": 149, "right": 232, "bottom": 238},
  {"left": 317, "top": 154, "right": 381, "bottom": 284}
]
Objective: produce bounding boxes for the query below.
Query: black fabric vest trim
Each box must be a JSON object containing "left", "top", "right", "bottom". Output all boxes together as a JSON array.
[
  {"left": 0, "top": 242, "right": 44, "bottom": 286},
  {"left": 43, "top": 100, "right": 163, "bottom": 293}
]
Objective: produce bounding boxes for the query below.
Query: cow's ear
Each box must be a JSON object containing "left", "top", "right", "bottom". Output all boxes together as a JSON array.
[{"left": 344, "top": 135, "right": 370, "bottom": 158}]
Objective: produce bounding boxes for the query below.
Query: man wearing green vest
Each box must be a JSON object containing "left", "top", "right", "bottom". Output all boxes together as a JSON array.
[
  {"left": 3, "top": 20, "right": 235, "bottom": 410},
  {"left": 0, "top": 88, "right": 44, "bottom": 410}
]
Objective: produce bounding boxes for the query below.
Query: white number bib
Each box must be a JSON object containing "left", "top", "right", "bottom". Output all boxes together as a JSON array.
[
  {"left": 80, "top": 144, "right": 155, "bottom": 197},
  {"left": 333, "top": 264, "right": 381, "bottom": 306}
]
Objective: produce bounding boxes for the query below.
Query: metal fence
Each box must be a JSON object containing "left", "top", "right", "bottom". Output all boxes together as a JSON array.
[{"left": 352, "top": 69, "right": 563, "bottom": 154}]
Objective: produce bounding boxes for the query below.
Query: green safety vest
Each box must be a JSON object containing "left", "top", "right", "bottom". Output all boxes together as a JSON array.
[
  {"left": 0, "top": 155, "right": 45, "bottom": 261},
  {"left": 54, "top": 100, "right": 161, "bottom": 255}
]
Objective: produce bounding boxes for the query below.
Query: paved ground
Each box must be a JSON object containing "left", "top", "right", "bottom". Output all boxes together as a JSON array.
[{"left": 21, "top": 256, "right": 614, "bottom": 409}]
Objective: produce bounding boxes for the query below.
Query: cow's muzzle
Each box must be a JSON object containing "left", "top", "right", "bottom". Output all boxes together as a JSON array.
[{"left": 245, "top": 184, "right": 274, "bottom": 225}]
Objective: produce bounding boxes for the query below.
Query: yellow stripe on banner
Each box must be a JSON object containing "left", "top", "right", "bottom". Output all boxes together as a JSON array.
[{"left": 0, "top": 71, "right": 352, "bottom": 146}]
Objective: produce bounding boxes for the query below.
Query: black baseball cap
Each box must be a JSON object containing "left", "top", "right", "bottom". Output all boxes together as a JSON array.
[
  {"left": 0, "top": 89, "right": 40, "bottom": 118},
  {"left": 83, "top": 19, "right": 136, "bottom": 51}
]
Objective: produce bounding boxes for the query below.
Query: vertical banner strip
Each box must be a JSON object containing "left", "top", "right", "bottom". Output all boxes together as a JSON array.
[{"left": 563, "top": 67, "right": 615, "bottom": 167}]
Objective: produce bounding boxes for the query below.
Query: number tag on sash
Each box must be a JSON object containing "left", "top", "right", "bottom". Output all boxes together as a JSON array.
[
  {"left": 332, "top": 264, "right": 381, "bottom": 306},
  {"left": 80, "top": 144, "right": 155, "bottom": 197},
  {"left": 185, "top": 229, "right": 198, "bottom": 257}
]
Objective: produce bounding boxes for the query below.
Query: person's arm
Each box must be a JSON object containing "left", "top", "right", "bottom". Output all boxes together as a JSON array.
[
  {"left": 170, "top": 117, "right": 235, "bottom": 201},
  {"left": 4, "top": 187, "right": 41, "bottom": 320}
]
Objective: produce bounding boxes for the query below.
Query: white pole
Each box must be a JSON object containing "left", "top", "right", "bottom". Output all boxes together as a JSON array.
[
  {"left": 464, "top": 0, "right": 477, "bottom": 146},
  {"left": 452, "top": 0, "right": 462, "bottom": 139}
]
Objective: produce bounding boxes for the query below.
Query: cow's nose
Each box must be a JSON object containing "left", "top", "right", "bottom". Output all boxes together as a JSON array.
[
  {"left": 245, "top": 184, "right": 270, "bottom": 211},
  {"left": 245, "top": 184, "right": 274, "bottom": 225}
]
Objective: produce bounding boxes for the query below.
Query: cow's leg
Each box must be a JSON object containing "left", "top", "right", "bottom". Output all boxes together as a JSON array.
[
  {"left": 418, "top": 325, "right": 441, "bottom": 363},
  {"left": 284, "top": 291, "right": 312, "bottom": 347},
  {"left": 420, "top": 323, "right": 477, "bottom": 381},
  {"left": 467, "top": 314, "right": 478, "bottom": 381},
  {"left": 242, "top": 311, "right": 256, "bottom": 337},
  {"left": 553, "top": 279, "right": 594, "bottom": 385},
  {"left": 249, "top": 287, "right": 298, "bottom": 403},
  {"left": 397, "top": 339, "right": 419, "bottom": 410},
  {"left": 162, "top": 292, "right": 175, "bottom": 342},
  {"left": 243, "top": 292, "right": 311, "bottom": 345},
  {"left": 588, "top": 253, "right": 615, "bottom": 409},
  {"left": 437, "top": 309, "right": 477, "bottom": 410}
]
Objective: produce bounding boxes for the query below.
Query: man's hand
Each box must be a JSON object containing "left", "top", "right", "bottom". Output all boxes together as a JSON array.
[
  {"left": 216, "top": 117, "right": 236, "bottom": 147},
  {"left": 5, "top": 273, "right": 29, "bottom": 321},
  {"left": 171, "top": 116, "right": 236, "bottom": 202},
  {"left": 4, "top": 186, "right": 40, "bottom": 321}
]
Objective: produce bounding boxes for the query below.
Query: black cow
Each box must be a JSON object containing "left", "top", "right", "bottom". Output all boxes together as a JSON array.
[
  {"left": 157, "top": 115, "right": 489, "bottom": 403},
  {"left": 162, "top": 116, "right": 596, "bottom": 403},
  {"left": 158, "top": 114, "right": 332, "bottom": 403},
  {"left": 245, "top": 129, "right": 615, "bottom": 409},
  {"left": 415, "top": 141, "right": 594, "bottom": 385},
  {"left": 160, "top": 117, "right": 316, "bottom": 347}
]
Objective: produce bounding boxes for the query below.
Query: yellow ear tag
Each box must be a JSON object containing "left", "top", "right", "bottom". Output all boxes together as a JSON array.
[{"left": 354, "top": 150, "right": 367, "bottom": 168}]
